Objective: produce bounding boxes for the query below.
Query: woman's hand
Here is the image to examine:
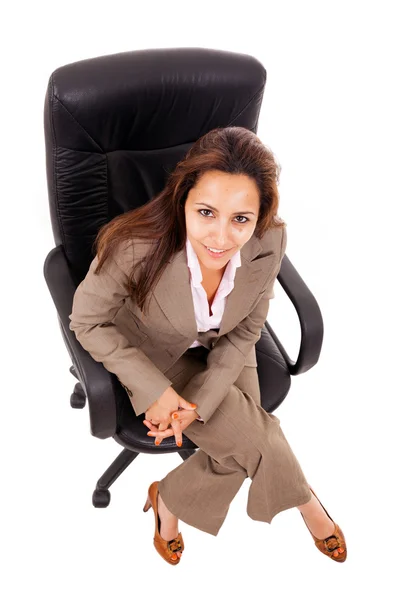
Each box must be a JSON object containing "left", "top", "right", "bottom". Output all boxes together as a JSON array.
[
  {"left": 143, "top": 408, "right": 200, "bottom": 447},
  {"left": 144, "top": 387, "right": 198, "bottom": 445}
]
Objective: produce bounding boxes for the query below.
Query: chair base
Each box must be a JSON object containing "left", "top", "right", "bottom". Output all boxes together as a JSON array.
[{"left": 92, "top": 447, "right": 195, "bottom": 507}]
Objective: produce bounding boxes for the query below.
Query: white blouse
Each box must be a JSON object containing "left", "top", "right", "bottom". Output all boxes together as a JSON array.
[{"left": 185, "top": 237, "right": 242, "bottom": 422}]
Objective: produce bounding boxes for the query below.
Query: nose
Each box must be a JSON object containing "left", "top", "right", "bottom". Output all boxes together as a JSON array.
[{"left": 211, "top": 222, "right": 232, "bottom": 247}]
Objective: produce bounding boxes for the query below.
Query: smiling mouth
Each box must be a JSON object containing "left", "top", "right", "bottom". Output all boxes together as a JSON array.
[{"left": 203, "top": 244, "right": 233, "bottom": 252}]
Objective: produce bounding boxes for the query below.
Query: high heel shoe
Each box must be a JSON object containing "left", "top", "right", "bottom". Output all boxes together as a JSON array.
[
  {"left": 143, "top": 481, "right": 185, "bottom": 566},
  {"left": 300, "top": 485, "right": 347, "bottom": 562}
]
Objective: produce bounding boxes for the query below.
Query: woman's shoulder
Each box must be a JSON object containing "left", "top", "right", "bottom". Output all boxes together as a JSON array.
[
  {"left": 258, "top": 223, "right": 287, "bottom": 258},
  {"left": 108, "top": 236, "right": 156, "bottom": 273}
]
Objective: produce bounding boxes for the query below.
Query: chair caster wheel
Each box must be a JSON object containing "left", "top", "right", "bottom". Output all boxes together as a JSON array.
[
  {"left": 70, "top": 383, "right": 86, "bottom": 408},
  {"left": 92, "top": 489, "right": 111, "bottom": 508}
]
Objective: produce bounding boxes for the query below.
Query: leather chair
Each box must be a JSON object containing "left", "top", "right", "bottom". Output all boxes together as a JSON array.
[{"left": 43, "top": 47, "right": 323, "bottom": 508}]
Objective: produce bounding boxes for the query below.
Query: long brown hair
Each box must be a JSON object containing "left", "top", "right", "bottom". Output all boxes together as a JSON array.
[{"left": 93, "top": 126, "right": 285, "bottom": 315}]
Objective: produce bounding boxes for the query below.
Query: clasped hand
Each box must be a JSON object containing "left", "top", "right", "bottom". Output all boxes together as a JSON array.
[{"left": 143, "top": 387, "right": 199, "bottom": 447}]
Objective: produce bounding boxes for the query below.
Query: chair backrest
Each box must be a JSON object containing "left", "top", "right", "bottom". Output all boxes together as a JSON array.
[{"left": 43, "top": 47, "right": 267, "bottom": 283}]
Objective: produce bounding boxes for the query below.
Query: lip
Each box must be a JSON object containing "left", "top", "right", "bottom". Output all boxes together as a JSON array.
[{"left": 203, "top": 244, "right": 233, "bottom": 258}]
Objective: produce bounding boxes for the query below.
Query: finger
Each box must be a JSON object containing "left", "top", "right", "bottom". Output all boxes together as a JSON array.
[
  {"left": 143, "top": 419, "right": 163, "bottom": 430},
  {"left": 157, "top": 419, "right": 174, "bottom": 444},
  {"left": 170, "top": 417, "right": 182, "bottom": 447},
  {"left": 147, "top": 428, "right": 174, "bottom": 438},
  {"left": 155, "top": 420, "right": 169, "bottom": 444},
  {"left": 179, "top": 398, "right": 197, "bottom": 409},
  {"left": 147, "top": 427, "right": 174, "bottom": 445},
  {"left": 145, "top": 415, "right": 161, "bottom": 426},
  {"left": 143, "top": 420, "right": 159, "bottom": 432}
]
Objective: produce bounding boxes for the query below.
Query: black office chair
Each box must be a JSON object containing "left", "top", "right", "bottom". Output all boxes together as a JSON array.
[{"left": 43, "top": 47, "right": 323, "bottom": 509}]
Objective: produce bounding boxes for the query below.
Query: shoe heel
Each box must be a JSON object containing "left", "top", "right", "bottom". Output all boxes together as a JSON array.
[
  {"left": 306, "top": 485, "right": 347, "bottom": 562},
  {"left": 145, "top": 481, "right": 184, "bottom": 565},
  {"left": 143, "top": 495, "right": 151, "bottom": 512}
]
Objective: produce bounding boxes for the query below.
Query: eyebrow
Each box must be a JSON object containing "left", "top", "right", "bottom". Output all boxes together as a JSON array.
[{"left": 194, "top": 202, "right": 256, "bottom": 216}]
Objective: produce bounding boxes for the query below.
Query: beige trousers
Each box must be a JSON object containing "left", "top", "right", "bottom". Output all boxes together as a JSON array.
[{"left": 158, "top": 345, "right": 312, "bottom": 536}]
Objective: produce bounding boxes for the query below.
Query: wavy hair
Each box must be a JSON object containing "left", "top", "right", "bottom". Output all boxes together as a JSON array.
[{"left": 93, "top": 126, "right": 285, "bottom": 315}]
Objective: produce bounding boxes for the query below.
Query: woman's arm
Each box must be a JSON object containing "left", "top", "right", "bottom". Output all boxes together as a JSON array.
[{"left": 69, "top": 243, "right": 174, "bottom": 417}]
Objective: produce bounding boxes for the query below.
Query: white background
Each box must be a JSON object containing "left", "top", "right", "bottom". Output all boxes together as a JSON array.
[{"left": 2, "top": 0, "right": 399, "bottom": 597}]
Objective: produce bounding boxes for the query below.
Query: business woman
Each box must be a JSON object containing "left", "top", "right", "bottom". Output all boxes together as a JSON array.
[{"left": 69, "top": 126, "right": 347, "bottom": 566}]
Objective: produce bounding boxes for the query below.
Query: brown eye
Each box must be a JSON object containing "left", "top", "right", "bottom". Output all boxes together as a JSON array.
[{"left": 198, "top": 209, "right": 248, "bottom": 223}]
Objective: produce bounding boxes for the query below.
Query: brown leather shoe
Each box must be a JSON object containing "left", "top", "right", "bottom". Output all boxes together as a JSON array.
[
  {"left": 300, "top": 486, "right": 347, "bottom": 562},
  {"left": 143, "top": 481, "right": 184, "bottom": 566}
]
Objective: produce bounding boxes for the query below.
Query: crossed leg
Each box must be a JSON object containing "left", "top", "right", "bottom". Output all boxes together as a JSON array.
[{"left": 158, "top": 355, "right": 312, "bottom": 537}]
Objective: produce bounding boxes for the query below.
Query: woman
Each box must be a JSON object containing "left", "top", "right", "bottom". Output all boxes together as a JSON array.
[{"left": 69, "top": 126, "right": 347, "bottom": 566}]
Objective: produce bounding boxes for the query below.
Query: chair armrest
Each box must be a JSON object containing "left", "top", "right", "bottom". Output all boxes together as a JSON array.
[
  {"left": 265, "top": 254, "right": 324, "bottom": 375},
  {"left": 43, "top": 245, "right": 117, "bottom": 439}
]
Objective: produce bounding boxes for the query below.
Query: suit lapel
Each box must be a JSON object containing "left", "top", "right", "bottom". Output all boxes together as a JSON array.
[{"left": 151, "top": 234, "right": 277, "bottom": 339}]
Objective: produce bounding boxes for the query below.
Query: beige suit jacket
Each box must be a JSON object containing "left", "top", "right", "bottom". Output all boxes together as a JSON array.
[{"left": 69, "top": 225, "right": 287, "bottom": 424}]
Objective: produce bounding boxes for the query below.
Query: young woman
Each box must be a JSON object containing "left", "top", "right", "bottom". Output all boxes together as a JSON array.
[{"left": 69, "top": 126, "right": 347, "bottom": 566}]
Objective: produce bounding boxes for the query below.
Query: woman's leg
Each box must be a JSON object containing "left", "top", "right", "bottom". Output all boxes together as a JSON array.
[
  {"left": 157, "top": 347, "right": 250, "bottom": 537},
  {"left": 158, "top": 349, "right": 312, "bottom": 536}
]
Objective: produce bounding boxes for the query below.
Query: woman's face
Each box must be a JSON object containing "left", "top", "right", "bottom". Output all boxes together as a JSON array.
[{"left": 184, "top": 170, "right": 260, "bottom": 274}]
